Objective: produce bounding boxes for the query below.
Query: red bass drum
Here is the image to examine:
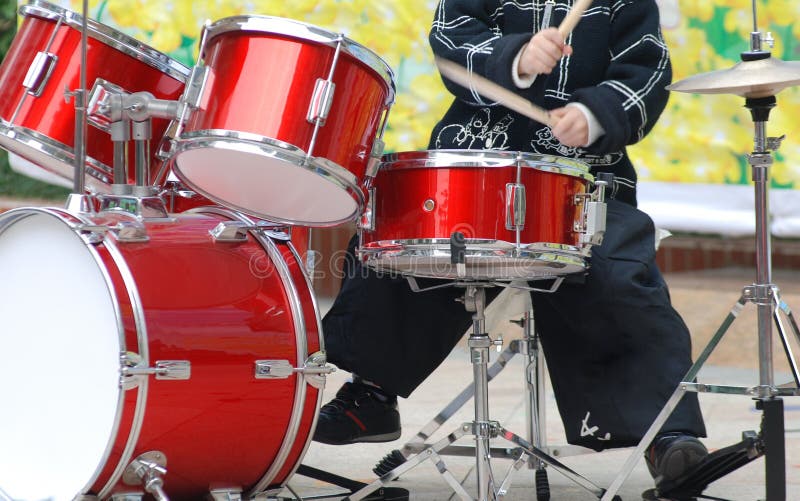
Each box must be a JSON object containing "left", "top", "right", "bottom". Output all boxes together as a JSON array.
[
  {"left": 0, "top": 206, "right": 326, "bottom": 500},
  {"left": 359, "top": 150, "right": 597, "bottom": 281},
  {"left": 0, "top": 0, "right": 190, "bottom": 192}
]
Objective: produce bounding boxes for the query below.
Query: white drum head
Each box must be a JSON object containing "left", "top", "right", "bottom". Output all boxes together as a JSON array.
[
  {"left": 0, "top": 211, "right": 121, "bottom": 500},
  {"left": 173, "top": 142, "right": 361, "bottom": 226}
]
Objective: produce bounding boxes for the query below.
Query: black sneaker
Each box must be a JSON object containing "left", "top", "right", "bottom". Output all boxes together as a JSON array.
[
  {"left": 313, "top": 381, "right": 401, "bottom": 445},
  {"left": 645, "top": 432, "right": 708, "bottom": 489}
]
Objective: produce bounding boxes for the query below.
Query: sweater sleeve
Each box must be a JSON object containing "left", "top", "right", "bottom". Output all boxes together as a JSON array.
[
  {"left": 571, "top": 0, "right": 672, "bottom": 154},
  {"left": 428, "top": 0, "right": 532, "bottom": 105}
]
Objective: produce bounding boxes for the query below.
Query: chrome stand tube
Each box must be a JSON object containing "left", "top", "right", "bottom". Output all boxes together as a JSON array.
[{"left": 466, "top": 287, "right": 495, "bottom": 500}]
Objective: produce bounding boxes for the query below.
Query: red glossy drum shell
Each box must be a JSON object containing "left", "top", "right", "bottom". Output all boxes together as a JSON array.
[
  {"left": 185, "top": 31, "right": 390, "bottom": 180},
  {"left": 82, "top": 212, "right": 320, "bottom": 497},
  {"left": 0, "top": 12, "right": 187, "bottom": 189},
  {"left": 363, "top": 165, "right": 587, "bottom": 246}
]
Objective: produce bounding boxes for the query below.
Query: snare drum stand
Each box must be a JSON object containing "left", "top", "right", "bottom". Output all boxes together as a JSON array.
[
  {"left": 602, "top": 80, "right": 800, "bottom": 501},
  {"left": 345, "top": 282, "right": 612, "bottom": 501},
  {"left": 373, "top": 299, "right": 595, "bottom": 501}
]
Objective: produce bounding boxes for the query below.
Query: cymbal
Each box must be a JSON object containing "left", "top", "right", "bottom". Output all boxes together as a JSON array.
[{"left": 667, "top": 57, "right": 800, "bottom": 98}]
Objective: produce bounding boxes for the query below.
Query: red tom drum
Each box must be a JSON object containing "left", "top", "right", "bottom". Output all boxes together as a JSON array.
[
  {"left": 0, "top": 205, "right": 325, "bottom": 499},
  {"left": 0, "top": 0, "right": 190, "bottom": 192},
  {"left": 169, "top": 15, "right": 395, "bottom": 226},
  {"left": 359, "top": 150, "right": 599, "bottom": 281}
]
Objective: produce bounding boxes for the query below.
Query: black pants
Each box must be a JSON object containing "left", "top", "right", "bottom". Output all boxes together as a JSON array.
[{"left": 322, "top": 199, "right": 706, "bottom": 450}]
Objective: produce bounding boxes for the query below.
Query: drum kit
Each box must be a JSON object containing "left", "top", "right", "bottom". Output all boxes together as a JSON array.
[
  {"left": 0, "top": 0, "right": 608, "bottom": 500},
  {"left": 1, "top": 0, "right": 796, "bottom": 499}
]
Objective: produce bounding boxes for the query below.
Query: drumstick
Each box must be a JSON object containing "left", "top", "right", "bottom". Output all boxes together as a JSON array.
[
  {"left": 434, "top": 57, "right": 556, "bottom": 127},
  {"left": 558, "top": 0, "right": 593, "bottom": 38}
]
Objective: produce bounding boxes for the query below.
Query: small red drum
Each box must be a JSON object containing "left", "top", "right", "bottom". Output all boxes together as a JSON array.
[
  {"left": 169, "top": 15, "right": 395, "bottom": 226},
  {"left": 0, "top": 206, "right": 326, "bottom": 499},
  {"left": 0, "top": 0, "right": 190, "bottom": 192},
  {"left": 359, "top": 150, "right": 598, "bottom": 281}
]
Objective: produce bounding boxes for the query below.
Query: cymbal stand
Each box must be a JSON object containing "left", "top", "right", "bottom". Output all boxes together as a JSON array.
[
  {"left": 601, "top": 60, "right": 800, "bottom": 501},
  {"left": 345, "top": 284, "right": 610, "bottom": 501}
]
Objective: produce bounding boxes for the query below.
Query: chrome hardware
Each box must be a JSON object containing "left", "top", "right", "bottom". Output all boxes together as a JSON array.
[
  {"left": 87, "top": 79, "right": 126, "bottom": 130},
  {"left": 99, "top": 195, "right": 169, "bottom": 220},
  {"left": 208, "top": 489, "right": 243, "bottom": 501},
  {"left": 75, "top": 222, "right": 109, "bottom": 244},
  {"left": 265, "top": 229, "right": 291, "bottom": 242},
  {"left": 210, "top": 221, "right": 291, "bottom": 243},
  {"left": 423, "top": 199, "right": 436, "bottom": 212},
  {"left": 305, "top": 249, "right": 319, "bottom": 280},
  {"left": 304, "top": 351, "right": 335, "bottom": 390},
  {"left": 210, "top": 221, "right": 252, "bottom": 242},
  {"left": 23, "top": 51, "right": 58, "bottom": 97},
  {"left": 255, "top": 360, "right": 294, "bottom": 379},
  {"left": 121, "top": 352, "right": 191, "bottom": 390},
  {"left": 365, "top": 137, "right": 385, "bottom": 178},
  {"left": 110, "top": 495, "right": 144, "bottom": 501},
  {"left": 307, "top": 78, "right": 336, "bottom": 125},
  {"left": 183, "top": 65, "right": 213, "bottom": 111},
  {"left": 505, "top": 183, "right": 526, "bottom": 231},
  {"left": 113, "top": 221, "right": 150, "bottom": 243},
  {"left": 574, "top": 179, "right": 608, "bottom": 247},
  {"left": 65, "top": 193, "right": 97, "bottom": 215},
  {"left": 767, "top": 135, "right": 785, "bottom": 152},
  {"left": 122, "top": 451, "right": 169, "bottom": 501},
  {"left": 255, "top": 352, "right": 335, "bottom": 389},
  {"left": 359, "top": 187, "right": 376, "bottom": 231},
  {"left": 492, "top": 335, "right": 504, "bottom": 353},
  {"left": 574, "top": 198, "right": 607, "bottom": 246}
]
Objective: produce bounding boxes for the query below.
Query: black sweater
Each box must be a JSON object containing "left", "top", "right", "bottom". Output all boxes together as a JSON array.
[{"left": 427, "top": 0, "right": 672, "bottom": 206}]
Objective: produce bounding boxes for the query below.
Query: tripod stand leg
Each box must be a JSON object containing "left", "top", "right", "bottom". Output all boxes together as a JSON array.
[
  {"left": 348, "top": 428, "right": 471, "bottom": 500},
  {"left": 499, "top": 427, "right": 605, "bottom": 497},
  {"left": 773, "top": 293, "right": 800, "bottom": 386}
]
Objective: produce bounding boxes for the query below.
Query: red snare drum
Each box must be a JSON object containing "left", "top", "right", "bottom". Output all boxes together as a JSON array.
[
  {"left": 359, "top": 150, "right": 597, "bottom": 280},
  {"left": 0, "top": 0, "right": 190, "bottom": 192},
  {"left": 0, "top": 206, "right": 325, "bottom": 499},
  {"left": 169, "top": 15, "right": 395, "bottom": 226}
]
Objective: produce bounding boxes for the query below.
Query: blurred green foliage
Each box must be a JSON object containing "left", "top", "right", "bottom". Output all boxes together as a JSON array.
[{"left": 0, "top": 0, "right": 70, "bottom": 200}]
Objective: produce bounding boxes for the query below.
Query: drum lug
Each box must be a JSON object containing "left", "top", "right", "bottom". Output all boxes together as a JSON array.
[
  {"left": 183, "top": 65, "right": 214, "bottom": 112},
  {"left": 23, "top": 51, "right": 58, "bottom": 97},
  {"left": 359, "top": 187, "right": 376, "bottom": 231},
  {"left": 505, "top": 183, "right": 526, "bottom": 231},
  {"left": 120, "top": 352, "right": 191, "bottom": 389},
  {"left": 254, "top": 352, "right": 335, "bottom": 389},
  {"left": 122, "top": 451, "right": 170, "bottom": 501},
  {"left": 307, "top": 78, "right": 336, "bottom": 126},
  {"left": 365, "top": 138, "right": 385, "bottom": 178}
]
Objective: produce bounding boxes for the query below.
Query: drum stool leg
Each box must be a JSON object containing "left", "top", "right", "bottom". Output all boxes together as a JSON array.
[{"left": 356, "top": 288, "right": 605, "bottom": 500}]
